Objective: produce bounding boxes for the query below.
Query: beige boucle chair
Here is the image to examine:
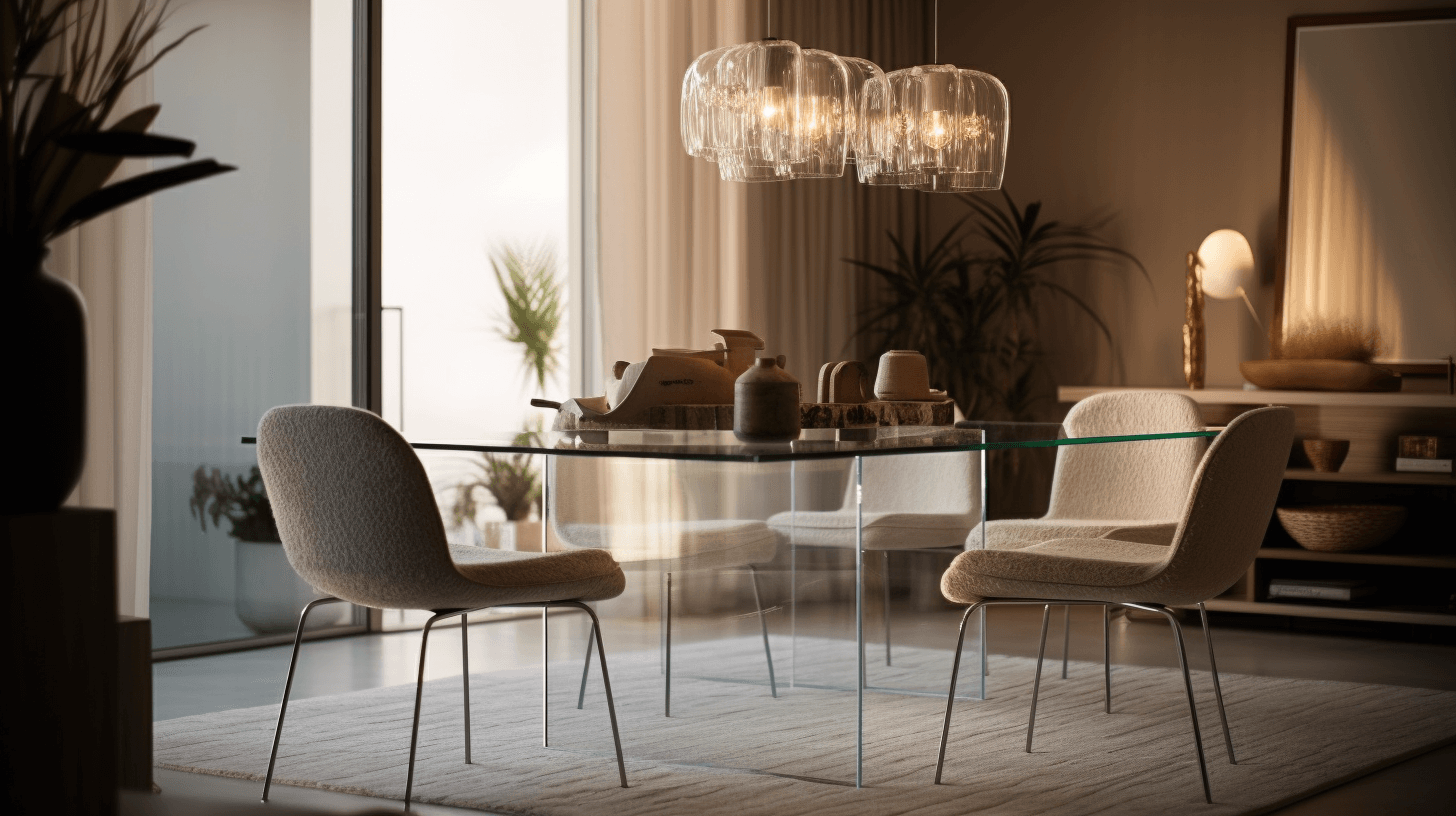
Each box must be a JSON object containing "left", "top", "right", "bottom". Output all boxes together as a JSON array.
[
  {"left": 970, "top": 390, "right": 1208, "bottom": 680},
  {"left": 550, "top": 458, "right": 781, "bottom": 715},
  {"left": 934, "top": 406, "right": 1295, "bottom": 804},
  {"left": 256, "top": 405, "right": 630, "bottom": 809}
]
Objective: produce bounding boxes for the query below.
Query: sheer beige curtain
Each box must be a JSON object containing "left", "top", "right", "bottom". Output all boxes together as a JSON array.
[
  {"left": 597, "top": 0, "right": 751, "bottom": 372},
  {"left": 595, "top": 0, "right": 929, "bottom": 384},
  {"left": 745, "top": 0, "right": 930, "bottom": 383},
  {"left": 50, "top": 0, "right": 154, "bottom": 618}
]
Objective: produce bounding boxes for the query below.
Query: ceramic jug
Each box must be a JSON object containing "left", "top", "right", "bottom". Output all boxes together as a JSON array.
[{"left": 734, "top": 356, "right": 801, "bottom": 442}]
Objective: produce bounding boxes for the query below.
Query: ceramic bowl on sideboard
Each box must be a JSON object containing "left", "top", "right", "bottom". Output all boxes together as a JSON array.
[{"left": 1276, "top": 504, "right": 1407, "bottom": 552}]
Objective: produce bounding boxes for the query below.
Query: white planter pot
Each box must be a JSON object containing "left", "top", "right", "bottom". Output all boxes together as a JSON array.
[
  {"left": 480, "top": 520, "right": 544, "bottom": 551},
  {"left": 235, "top": 540, "right": 338, "bottom": 635}
]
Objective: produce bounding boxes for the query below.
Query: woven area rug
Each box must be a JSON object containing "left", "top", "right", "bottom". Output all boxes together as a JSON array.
[{"left": 155, "top": 636, "right": 1456, "bottom": 816}]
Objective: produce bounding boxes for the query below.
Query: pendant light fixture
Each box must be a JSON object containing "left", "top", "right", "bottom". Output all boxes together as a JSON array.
[
  {"left": 681, "top": 1, "right": 880, "bottom": 182},
  {"left": 857, "top": 0, "right": 1010, "bottom": 191}
]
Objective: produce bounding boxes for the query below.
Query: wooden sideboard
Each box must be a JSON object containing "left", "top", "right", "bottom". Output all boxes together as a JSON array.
[{"left": 1058, "top": 386, "right": 1456, "bottom": 628}]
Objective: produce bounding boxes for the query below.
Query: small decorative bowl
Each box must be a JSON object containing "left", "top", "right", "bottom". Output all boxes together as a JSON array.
[
  {"left": 1302, "top": 439, "right": 1350, "bottom": 473},
  {"left": 1276, "top": 504, "right": 1407, "bottom": 552}
]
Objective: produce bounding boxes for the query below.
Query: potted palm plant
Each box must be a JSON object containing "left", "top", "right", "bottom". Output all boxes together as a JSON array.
[
  {"left": 849, "top": 190, "right": 1148, "bottom": 421},
  {"left": 189, "top": 465, "right": 334, "bottom": 634},
  {"left": 2, "top": 0, "right": 234, "bottom": 512},
  {"left": 448, "top": 243, "right": 561, "bottom": 549}
]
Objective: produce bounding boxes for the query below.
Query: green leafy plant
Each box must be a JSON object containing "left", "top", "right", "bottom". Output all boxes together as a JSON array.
[
  {"left": 189, "top": 465, "right": 279, "bottom": 543},
  {"left": 849, "top": 190, "right": 1148, "bottom": 420},
  {"left": 3, "top": 0, "right": 235, "bottom": 271},
  {"left": 491, "top": 243, "right": 563, "bottom": 393},
  {"left": 449, "top": 426, "right": 542, "bottom": 524}
]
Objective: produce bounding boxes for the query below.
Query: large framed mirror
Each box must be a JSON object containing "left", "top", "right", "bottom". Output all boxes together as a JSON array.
[{"left": 1274, "top": 9, "right": 1456, "bottom": 367}]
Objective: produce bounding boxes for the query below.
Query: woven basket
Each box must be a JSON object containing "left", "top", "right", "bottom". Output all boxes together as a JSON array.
[
  {"left": 1301, "top": 439, "right": 1350, "bottom": 472},
  {"left": 1276, "top": 504, "right": 1407, "bottom": 552}
]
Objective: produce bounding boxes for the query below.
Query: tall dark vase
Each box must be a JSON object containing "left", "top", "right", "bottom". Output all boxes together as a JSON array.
[{"left": 1, "top": 259, "right": 87, "bottom": 513}]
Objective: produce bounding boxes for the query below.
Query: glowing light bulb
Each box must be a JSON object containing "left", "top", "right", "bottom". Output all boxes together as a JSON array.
[
  {"left": 922, "top": 109, "right": 953, "bottom": 150},
  {"left": 757, "top": 86, "right": 788, "bottom": 124}
]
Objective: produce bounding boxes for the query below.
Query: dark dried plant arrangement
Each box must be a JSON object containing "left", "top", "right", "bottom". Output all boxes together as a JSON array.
[
  {"left": 2, "top": 0, "right": 234, "bottom": 271},
  {"left": 1277, "top": 319, "right": 1383, "bottom": 363},
  {"left": 189, "top": 465, "right": 280, "bottom": 543}
]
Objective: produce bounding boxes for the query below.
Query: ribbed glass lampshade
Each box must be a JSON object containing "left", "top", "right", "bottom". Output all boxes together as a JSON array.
[
  {"left": 681, "top": 39, "right": 866, "bottom": 182},
  {"left": 858, "top": 64, "right": 1009, "bottom": 191}
]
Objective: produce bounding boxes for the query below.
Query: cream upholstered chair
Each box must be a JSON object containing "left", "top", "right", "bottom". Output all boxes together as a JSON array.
[
  {"left": 766, "top": 450, "right": 980, "bottom": 664},
  {"left": 970, "top": 391, "right": 1208, "bottom": 678},
  {"left": 934, "top": 406, "right": 1294, "bottom": 804},
  {"left": 550, "top": 457, "right": 781, "bottom": 716},
  {"left": 256, "top": 405, "right": 630, "bottom": 808},
  {"left": 973, "top": 391, "right": 1207, "bottom": 550}
]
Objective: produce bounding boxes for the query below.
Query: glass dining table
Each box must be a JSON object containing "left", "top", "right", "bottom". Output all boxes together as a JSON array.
[
  {"left": 248, "top": 421, "right": 1216, "bottom": 787},
  {"left": 397, "top": 422, "right": 1218, "bottom": 788}
]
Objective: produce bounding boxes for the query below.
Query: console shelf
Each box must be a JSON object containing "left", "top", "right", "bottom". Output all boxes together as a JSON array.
[
  {"left": 1283, "top": 468, "right": 1453, "bottom": 485},
  {"left": 1062, "top": 385, "right": 1456, "bottom": 630},
  {"left": 1254, "top": 547, "right": 1456, "bottom": 569},
  {"left": 1203, "top": 598, "right": 1456, "bottom": 627}
]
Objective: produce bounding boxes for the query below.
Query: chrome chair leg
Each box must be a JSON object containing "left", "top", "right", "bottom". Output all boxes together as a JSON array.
[
  {"left": 576, "top": 622, "right": 595, "bottom": 710},
  {"left": 665, "top": 571, "right": 673, "bottom": 717},
  {"left": 748, "top": 565, "right": 778, "bottom": 697},
  {"left": 262, "top": 597, "right": 345, "bottom": 803},
  {"left": 980, "top": 605, "right": 989, "bottom": 688},
  {"left": 557, "top": 601, "right": 630, "bottom": 788},
  {"left": 1131, "top": 603, "right": 1212, "bottom": 804},
  {"left": 542, "top": 606, "right": 549, "bottom": 747},
  {"left": 1026, "top": 605, "right": 1052, "bottom": 752},
  {"left": 882, "top": 551, "right": 893, "bottom": 667},
  {"left": 406, "top": 610, "right": 455, "bottom": 810},
  {"left": 1103, "top": 605, "right": 1112, "bottom": 714},
  {"left": 1060, "top": 605, "right": 1071, "bottom": 679},
  {"left": 462, "top": 612, "right": 472, "bottom": 764},
  {"left": 934, "top": 601, "right": 984, "bottom": 784},
  {"left": 1200, "top": 602, "right": 1236, "bottom": 764}
]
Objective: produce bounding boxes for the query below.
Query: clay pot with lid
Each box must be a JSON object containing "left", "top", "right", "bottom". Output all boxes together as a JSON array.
[{"left": 734, "top": 356, "right": 801, "bottom": 442}]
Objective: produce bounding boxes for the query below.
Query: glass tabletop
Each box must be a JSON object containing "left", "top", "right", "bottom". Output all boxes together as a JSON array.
[{"left": 243, "top": 424, "right": 1216, "bottom": 461}]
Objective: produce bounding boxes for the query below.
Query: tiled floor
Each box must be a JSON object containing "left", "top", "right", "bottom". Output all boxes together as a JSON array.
[{"left": 139, "top": 605, "right": 1456, "bottom": 815}]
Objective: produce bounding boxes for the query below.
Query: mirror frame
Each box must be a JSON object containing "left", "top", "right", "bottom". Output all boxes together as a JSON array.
[{"left": 1272, "top": 7, "right": 1456, "bottom": 350}]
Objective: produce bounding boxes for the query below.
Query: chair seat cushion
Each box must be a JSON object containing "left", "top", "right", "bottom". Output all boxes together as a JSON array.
[
  {"left": 767, "top": 510, "right": 975, "bottom": 551},
  {"left": 553, "top": 519, "right": 779, "bottom": 570},
  {"left": 449, "top": 545, "right": 626, "bottom": 604},
  {"left": 940, "top": 537, "right": 1172, "bottom": 604},
  {"left": 969, "top": 519, "right": 1180, "bottom": 550}
]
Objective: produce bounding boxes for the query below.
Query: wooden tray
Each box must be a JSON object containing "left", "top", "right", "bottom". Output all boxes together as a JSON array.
[{"left": 551, "top": 400, "right": 955, "bottom": 432}]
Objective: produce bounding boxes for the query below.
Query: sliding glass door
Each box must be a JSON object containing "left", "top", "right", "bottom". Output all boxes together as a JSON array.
[
  {"left": 379, "top": 0, "right": 579, "bottom": 628},
  {"left": 149, "top": 0, "right": 357, "bottom": 652}
]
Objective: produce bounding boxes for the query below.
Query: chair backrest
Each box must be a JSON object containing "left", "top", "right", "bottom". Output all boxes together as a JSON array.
[
  {"left": 256, "top": 404, "right": 466, "bottom": 610},
  {"left": 1150, "top": 406, "right": 1294, "bottom": 605},
  {"left": 1045, "top": 391, "right": 1207, "bottom": 521},
  {"left": 840, "top": 450, "right": 980, "bottom": 516}
]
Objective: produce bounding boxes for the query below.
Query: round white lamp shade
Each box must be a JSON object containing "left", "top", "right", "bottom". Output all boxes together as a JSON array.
[{"left": 1195, "top": 228, "right": 1254, "bottom": 300}]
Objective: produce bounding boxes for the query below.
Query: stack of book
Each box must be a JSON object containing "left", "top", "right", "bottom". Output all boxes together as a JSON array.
[
  {"left": 1396, "top": 435, "right": 1452, "bottom": 474},
  {"left": 1268, "top": 578, "right": 1376, "bottom": 602}
]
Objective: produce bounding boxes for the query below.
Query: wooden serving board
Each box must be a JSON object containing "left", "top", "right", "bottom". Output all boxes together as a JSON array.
[{"left": 551, "top": 400, "right": 955, "bottom": 432}]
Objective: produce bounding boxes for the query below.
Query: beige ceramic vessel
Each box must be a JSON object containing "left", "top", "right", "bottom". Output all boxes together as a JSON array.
[{"left": 874, "top": 350, "right": 946, "bottom": 401}]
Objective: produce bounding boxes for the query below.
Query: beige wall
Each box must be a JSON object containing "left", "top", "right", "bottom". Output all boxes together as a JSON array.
[{"left": 926, "top": 0, "right": 1449, "bottom": 392}]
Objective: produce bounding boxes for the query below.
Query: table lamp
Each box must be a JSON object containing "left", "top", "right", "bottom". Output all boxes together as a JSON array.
[{"left": 1184, "top": 229, "right": 1261, "bottom": 389}]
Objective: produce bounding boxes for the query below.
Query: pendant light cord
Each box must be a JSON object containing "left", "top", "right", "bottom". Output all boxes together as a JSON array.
[
  {"left": 767, "top": 0, "right": 772, "bottom": 38},
  {"left": 933, "top": 0, "right": 939, "bottom": 63}
]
